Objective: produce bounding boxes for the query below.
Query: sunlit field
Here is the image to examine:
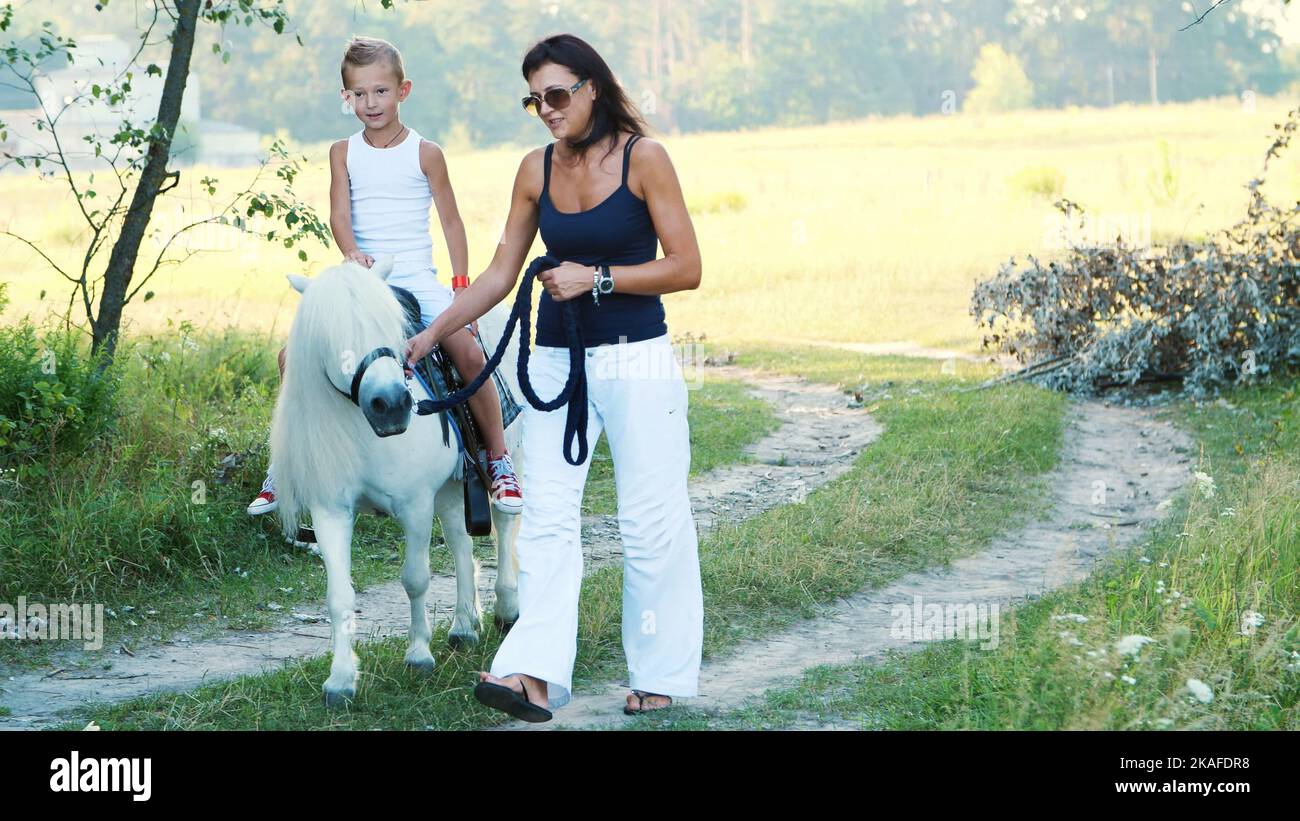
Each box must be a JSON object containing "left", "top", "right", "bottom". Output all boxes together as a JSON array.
[{"left": 3, "top": 94, "right": 1297, "bottom": 351}]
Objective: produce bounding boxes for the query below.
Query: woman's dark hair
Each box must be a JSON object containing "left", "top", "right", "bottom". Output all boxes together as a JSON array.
[{"left": 522, "top": 33, "right": 647, "bottom": 159}]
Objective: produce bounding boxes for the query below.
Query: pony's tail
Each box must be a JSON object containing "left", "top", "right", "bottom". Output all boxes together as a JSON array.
[{"left": 269, "top": 393, "right": 303, "bottom": 543}]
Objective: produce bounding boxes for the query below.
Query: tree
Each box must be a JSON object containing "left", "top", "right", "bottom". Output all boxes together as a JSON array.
[
  {"left": 964, "top": 43, "right": 1034, "bottom": 113},
  {"left": 0, "top": 0, "right": 330, "bottom": 369}
]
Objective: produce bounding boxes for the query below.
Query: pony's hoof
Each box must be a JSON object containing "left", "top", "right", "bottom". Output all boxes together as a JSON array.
[
  {"left": 405, "top": 656, "right": 438, "bottom": 676},
  {"left": 493, "top": 615, "right": 518, "bottom": 635},
  {"left": 322, "top": 686, "right": 356, "bottom": 709},
  {"left": 447, "top": 632, "right": 479, "bottom": 651}
]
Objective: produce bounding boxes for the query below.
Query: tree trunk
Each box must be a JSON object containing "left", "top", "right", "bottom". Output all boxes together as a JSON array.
[{"left": 91, "top": 0, "right": 201, "bottom": 367}]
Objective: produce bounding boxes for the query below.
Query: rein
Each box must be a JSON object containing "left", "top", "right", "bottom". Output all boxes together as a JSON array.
[{"left": 334, "top": 255, "right": 592, "bottom": 466}]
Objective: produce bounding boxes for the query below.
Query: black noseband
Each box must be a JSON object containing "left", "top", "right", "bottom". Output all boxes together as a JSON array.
[{"left": 331, "top": 346, "right": 401, "bottom": 406}]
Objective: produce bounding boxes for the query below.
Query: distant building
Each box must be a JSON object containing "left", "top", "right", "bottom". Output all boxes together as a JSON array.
[{"left": 0, "top": 35, "right": 262, "bottom": 171}]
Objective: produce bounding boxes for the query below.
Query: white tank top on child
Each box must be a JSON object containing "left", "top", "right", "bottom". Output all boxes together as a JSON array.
[{"left": 346, "top": 127, "right": 437, "bottom": 285}]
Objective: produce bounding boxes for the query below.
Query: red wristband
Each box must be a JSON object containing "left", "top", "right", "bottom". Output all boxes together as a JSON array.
[{"left": 451, "top": 275, "right": 470, "bottom": 289}]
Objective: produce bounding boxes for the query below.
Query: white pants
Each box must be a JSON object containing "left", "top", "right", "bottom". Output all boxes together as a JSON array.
[
  {"left": 387, "top": 267, "right": 455, "bottom": 329},
  {"left": 489, "top": 333, "right": 703, "bottom": 709}
]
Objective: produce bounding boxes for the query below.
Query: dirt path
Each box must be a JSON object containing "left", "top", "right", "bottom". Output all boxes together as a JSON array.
[
  {"left": 509, "top": 400, "right": 1194, "bottom": 730},
  {"left": 0, "top": 365, "right": 881, "bottom": 729}
]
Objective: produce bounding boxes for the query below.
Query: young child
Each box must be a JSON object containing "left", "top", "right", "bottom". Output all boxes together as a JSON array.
[{"left": 248, "top": 36, "right": 522, "bottom": 517}]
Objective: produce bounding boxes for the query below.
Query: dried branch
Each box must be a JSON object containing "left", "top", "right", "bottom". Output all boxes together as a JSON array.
[{"left": 1179, "top": 0, "right": 1234, "bottom": 32}]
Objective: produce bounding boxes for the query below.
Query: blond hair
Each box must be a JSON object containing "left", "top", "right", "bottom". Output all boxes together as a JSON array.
[{"left": 341, "top": 36, "right": 405, "bottom": 86}]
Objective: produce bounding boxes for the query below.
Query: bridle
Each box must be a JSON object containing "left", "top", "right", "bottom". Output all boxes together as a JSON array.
[
  {"left": 328, "top": 345, "right": 438, "bottom": 415},
  {"left": 322, "top": 255, "right": 592, "bottom": 466}
]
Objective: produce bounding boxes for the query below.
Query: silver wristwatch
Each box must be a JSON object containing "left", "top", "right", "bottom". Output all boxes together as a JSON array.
[{"left": 591, "top": 264, "right": 614, "bottom": 305}]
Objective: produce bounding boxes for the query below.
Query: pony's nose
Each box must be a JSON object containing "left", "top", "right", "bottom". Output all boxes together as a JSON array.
[{"left": 369, "top": 389, "right": 412, "bottom": 416}]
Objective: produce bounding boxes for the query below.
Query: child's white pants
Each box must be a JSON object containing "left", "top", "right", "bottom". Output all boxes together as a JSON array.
[{"left": 489, "top": 332, "right": 703, "bottom": 709}]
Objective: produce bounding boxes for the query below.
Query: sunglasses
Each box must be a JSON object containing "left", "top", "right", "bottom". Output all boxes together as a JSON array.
[{"left": 522, "top": 78, "right": 588, "bottom": 117}]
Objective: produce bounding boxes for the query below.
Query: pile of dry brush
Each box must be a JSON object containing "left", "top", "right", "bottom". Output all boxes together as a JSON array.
[{"left": 971, "top": 108, "right": 1300, "bottom": 397}]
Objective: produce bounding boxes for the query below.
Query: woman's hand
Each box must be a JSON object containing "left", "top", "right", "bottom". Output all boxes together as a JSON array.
[
  {"left": 539, "top": 261, "right": 595, "bottom": 302},
  {"left": 404, "top": 326, "right": 438, "bottom": 369},
  {"left": 343, "top": 248, "right": 375, "bottom": 268},
  {"left": 452, "top": 286, "right": 478, "bottom": 334}
]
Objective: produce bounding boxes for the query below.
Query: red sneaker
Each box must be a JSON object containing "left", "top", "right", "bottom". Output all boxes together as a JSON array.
[
  {"left": 486, "top": 450, "right": 523, "bottom": 515},
  {"left": 246, "top": 471, "right": 277, "bottom": 516}
]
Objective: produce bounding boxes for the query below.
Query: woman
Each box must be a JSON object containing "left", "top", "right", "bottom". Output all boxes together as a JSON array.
[{"left": 404, "top": 33, "right": 703, "bottom": 722}]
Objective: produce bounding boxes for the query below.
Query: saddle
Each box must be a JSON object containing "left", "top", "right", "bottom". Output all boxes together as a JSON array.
[{"left": 391, "top": 285, "right": 522, "bottom": 536}]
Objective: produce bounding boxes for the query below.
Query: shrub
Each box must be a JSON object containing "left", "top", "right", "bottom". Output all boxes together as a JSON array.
[
  {"left": 971, "top": 109, "right": 1300, "bottom": 397},
  {"left": 0, "top": 289, "right": 119, "bottom": 467},
  {"left": 1009, "top": 165, "right": 1066, "bottom": 200},
  {"left": 687, "top": 190, "right": 748, "bottom": 216}
]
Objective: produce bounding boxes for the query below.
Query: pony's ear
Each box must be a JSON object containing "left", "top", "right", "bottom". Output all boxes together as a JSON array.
[
  {"left": 371, "top": 254, "right": 395, "bottom": 281},
  {"left": 286, "top": 274, "right": 311, "bottom": 294}
]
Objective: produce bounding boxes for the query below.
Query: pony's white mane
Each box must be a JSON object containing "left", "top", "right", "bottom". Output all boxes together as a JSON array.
[{"left": 270, "top": 262, "right": 409, "bottom": 539}]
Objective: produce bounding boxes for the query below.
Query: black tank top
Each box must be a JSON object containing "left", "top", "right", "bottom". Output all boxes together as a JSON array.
[{"left": 535, "top": 134, "right": 667, "bottom": 347}]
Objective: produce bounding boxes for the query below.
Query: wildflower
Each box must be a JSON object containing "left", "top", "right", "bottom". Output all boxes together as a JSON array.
[
  {"left": 1184, "top": 678, "right": 1214, "bottom": 704},
  {"left": 1193, "top": 471, "right": 1216, "bottom": 498},
  {"left": 1239, "top": 611, "right": 1265, "bottom": 636},
  {"left": 1220, "top": 507, "right": 1236, "bottom": 518},
  {"left": 1121, "top": 675, "right": 1137, "bottom": 685},
  {"left": 1139, "top": 556, "right": 1152, "bottom": 564},
  {"left": 1052, "top": 613, "right": 1089, "bottom": 624},
  {"left": 1116, "top": 635, "right": 1155, "bottom": 657}
]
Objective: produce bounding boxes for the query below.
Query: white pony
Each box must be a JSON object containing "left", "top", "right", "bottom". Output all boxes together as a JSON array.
[{"left": 271, "top": 257, "right": 523, "bottom": 707}]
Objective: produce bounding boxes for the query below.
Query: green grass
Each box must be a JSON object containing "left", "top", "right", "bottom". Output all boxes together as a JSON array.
[
  {"left": 0, "top": 328, "right": 775, "bottom": 671},
  {"left": 69, "top": 344, "right": 1067, "bottom": 729},
  {"left": 674, "top": 374, "right": 1300, "bottom": 731}
]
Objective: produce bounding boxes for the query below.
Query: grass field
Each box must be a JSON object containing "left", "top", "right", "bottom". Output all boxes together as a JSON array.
[{"left": 3, "top": 95, "right": 1298, "bottom": 351}]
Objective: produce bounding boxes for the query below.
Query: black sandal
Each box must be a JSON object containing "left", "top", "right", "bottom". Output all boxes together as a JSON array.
[
  {"left": 624, "top": 690, "right": 673, "bottom": 715},
  {"left": 474, "top": 676, "right": 553, "bottom": 723}
]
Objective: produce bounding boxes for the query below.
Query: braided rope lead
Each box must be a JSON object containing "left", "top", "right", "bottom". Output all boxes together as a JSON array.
[{"left": 410, "top": 255, "right": 590, "bottom": 466}]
